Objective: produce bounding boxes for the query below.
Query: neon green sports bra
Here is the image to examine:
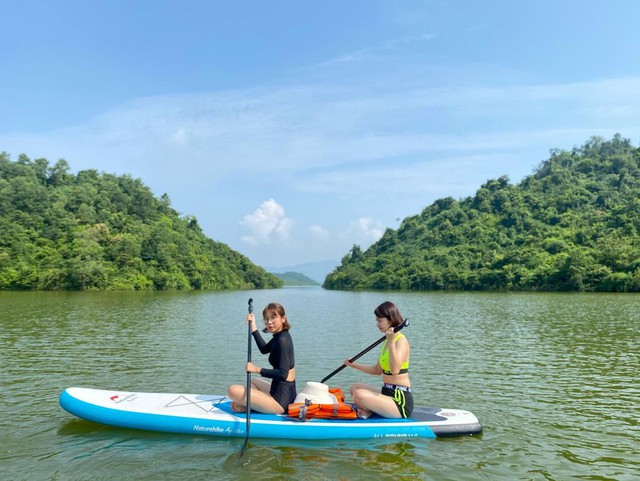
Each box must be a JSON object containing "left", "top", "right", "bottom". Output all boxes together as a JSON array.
[{"left": 379, "top": 333, "right": 409, "bottom": 375}]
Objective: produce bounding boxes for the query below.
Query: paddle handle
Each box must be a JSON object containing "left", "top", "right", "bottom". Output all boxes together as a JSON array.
[
  {"left": 244, "top": 298, "right": 254, "bottom": 445},
  {"left": 320, "top": 318, "right": 409, "bottom": 384},
  {"left": 320, "top": 338, "right": 384, "bottom": 383}
]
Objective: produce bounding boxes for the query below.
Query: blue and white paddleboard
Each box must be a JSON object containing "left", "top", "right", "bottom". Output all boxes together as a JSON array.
[{"left": 59, "top": 387, "right": 482, "bottom": 440}]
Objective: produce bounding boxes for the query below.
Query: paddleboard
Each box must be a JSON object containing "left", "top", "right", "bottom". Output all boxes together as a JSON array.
[{"left": 60, "top": 387, "right": 482, "bottom": 440}]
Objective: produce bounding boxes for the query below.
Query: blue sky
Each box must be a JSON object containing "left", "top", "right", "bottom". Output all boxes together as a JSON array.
[{"left": 3, "top": 1, "right": 640, "bottom": 271}]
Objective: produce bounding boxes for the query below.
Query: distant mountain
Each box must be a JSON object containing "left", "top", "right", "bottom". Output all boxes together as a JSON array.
[
  {"left": 272, "top": 271, "right": 320, "bottom": 286},
  {"left": 325, "top": 134, "right": 640, "bottom": 292},
  {"left": 267, "top": 259, "right": 339, "bottom": 284}
]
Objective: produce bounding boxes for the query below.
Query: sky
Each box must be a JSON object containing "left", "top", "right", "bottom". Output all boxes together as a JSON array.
[{"left": 3, "top": 1, "right": 640, "bottom": 273}]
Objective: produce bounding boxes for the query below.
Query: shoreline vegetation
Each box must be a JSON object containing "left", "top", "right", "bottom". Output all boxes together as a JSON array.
[
  {"left": 324, "top": 134, "right": 640, "bottom": 292},
  {"left": 0, "top": 153, "right": 281, "bottom": 291},
  {"left": 3, "top": 134, "right": 640, "bottom": 292}
]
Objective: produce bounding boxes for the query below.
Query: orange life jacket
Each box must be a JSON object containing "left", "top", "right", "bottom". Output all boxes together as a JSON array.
[
  {"left": 329, "top": 387, "right": 345, "bottom": 403},
  {"left": 287, "top": 387, "right": 357, "bottom": 420}
]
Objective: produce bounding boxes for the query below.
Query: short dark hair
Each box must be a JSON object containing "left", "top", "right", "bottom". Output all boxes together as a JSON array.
[{"left": 374, "top": 301, "right": 403, "bottom": 328}]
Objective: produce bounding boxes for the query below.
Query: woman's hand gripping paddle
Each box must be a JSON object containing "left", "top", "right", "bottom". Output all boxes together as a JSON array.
[
  {"left": 241, "top": 298, "right": 253, "bottom": 454},
  {"left": 320, "top": 318, "right": 410, "bottom": 384}
]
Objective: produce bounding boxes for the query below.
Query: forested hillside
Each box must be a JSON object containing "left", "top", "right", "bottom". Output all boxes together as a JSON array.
[
  {"left": 0, "top": 153, "right": 282, "bottom": 290},
  {"left": 324, "top": 135, "right": 640, "bottom": 292},
  {"left": 272, "top": 271, "right": 320, "bottom": 286}
]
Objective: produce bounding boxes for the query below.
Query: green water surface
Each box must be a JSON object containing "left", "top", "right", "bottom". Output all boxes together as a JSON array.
[{"left": 1, "top": 289, "right": 638, "bottom": 480}]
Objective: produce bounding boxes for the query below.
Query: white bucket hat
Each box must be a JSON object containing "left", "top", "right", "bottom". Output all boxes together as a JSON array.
[{"left": 293, "top": 382, "right": 337, "bottom": 405}]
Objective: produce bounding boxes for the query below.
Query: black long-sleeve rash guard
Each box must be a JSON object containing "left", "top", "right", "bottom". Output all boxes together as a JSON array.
[{"left": 252, "top": 330, "right": 295, "bottom": 381}]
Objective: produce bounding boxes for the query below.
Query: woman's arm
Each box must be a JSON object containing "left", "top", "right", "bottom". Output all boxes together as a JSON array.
[
  {"left": 247, "top": 313, "right": 272, "bottom": 354},
  {"left": 344, "top": 359, "right": 383, "bottom": 376},
  {"left": 252, "top": 330, "right": 271, "bottom": 354}
]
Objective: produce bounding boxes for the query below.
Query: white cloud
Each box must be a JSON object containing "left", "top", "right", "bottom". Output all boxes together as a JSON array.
[
  {"left": 6, "top": 75, "right": 640, "bottom": 189},
  {"left": 241, "top": 199, "right": 293, "bottom": 245},
  {"left": 302, "top": 33, "right": 436, "bottom": 69},
  {"left": 170, "top": 128, "right": 189, "bottom": 145},
  {"left": 309, "top": 225, "right": 330, "bottom": 239},
  {"left": 343, "top": 216, "right": 385, "bottom": 244}
]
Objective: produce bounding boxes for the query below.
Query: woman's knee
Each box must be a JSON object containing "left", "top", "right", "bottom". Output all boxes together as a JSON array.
[
  {"left": 352, "top": 389, "right": 373, "bottom": 405},
  {"left": 227, "top": 384, "right": 244, "bottom": 400},
  {"left": 350, "top": 382, "right": 367, "bottom": 396}
]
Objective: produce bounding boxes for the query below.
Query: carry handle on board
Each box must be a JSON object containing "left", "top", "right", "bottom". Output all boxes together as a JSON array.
[{"left": 320, "top": 318, "right": 410, "bottom": 384}]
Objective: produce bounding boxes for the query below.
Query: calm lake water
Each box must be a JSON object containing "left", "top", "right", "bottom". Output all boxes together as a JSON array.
[{"left": 1, "top": 288, "right": 639, "bottom": 480}]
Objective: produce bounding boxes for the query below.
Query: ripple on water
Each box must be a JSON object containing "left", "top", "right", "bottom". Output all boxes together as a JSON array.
[{"left": 2, "top": 290, "right": 639, "bottom": 480}]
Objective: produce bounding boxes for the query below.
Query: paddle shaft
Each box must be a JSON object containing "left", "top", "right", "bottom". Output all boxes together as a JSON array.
[
  {"left": 320, "top": 318, "right": 409, "bottom": 384},
  {"left": 243, "top": 298, "right": 254, "bottom": 449}
]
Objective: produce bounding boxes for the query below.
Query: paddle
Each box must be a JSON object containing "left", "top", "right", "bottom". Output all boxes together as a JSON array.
[
  {"left": 241, "top": 298, "right": 254, "bottom": 454},
  {"left": 320, "top": 317, "right": 410, "bottom": 384}
]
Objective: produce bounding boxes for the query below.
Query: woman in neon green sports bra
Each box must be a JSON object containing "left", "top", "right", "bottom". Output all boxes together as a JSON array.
[{"left": 343, "top": 301, "right": 413, "bottom": 419}]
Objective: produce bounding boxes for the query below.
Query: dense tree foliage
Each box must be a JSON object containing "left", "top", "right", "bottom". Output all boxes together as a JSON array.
[
  {"left": 273, "top": 271, "right": 320, "bottom": 286},
  {"left": 0, "top": 153, "right": 282, "bottom": 290},
  {"left": 324, "top": 135, "right": 640, "bottom": 292}
]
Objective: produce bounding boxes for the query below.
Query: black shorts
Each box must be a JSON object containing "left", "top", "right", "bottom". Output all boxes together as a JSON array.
[
  {"left": 270, "top": 379, "right": 297, "bottom": 410},
  {"left": 381, "top": 384, "right": 414, "bottom": 418}
]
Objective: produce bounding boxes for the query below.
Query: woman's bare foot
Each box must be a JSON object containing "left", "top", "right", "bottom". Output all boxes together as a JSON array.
[
  {"left": 356, "top": 407, "right": 372, "bottom": 419},
  {"left": 230, "top": 402, "right": 246, "bottom": 413}
]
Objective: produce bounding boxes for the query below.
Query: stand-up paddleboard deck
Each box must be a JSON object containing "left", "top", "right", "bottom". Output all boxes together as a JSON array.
[{"left": 60, "top": 387, "right": 482, "bottom": 440}]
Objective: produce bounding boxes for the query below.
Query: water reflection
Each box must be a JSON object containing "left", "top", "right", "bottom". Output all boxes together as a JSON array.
[{"left": 223, "top": 440, "right": 429, "bottom": 481}]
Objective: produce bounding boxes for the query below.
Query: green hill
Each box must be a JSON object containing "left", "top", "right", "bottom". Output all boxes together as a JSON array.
[
  {"left": 324, "top": 134, "right": 640, "bottom": 292},
  {"left": 272, "top": 271, "right": 320, "bottom": 286},
  {"left": 0, "top": 153, "right": 282, "bottom": 291}
]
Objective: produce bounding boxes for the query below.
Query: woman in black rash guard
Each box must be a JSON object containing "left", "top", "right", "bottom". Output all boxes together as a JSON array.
[{"left": 227, "top": 302, "right": 296, "bottom": 414}]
